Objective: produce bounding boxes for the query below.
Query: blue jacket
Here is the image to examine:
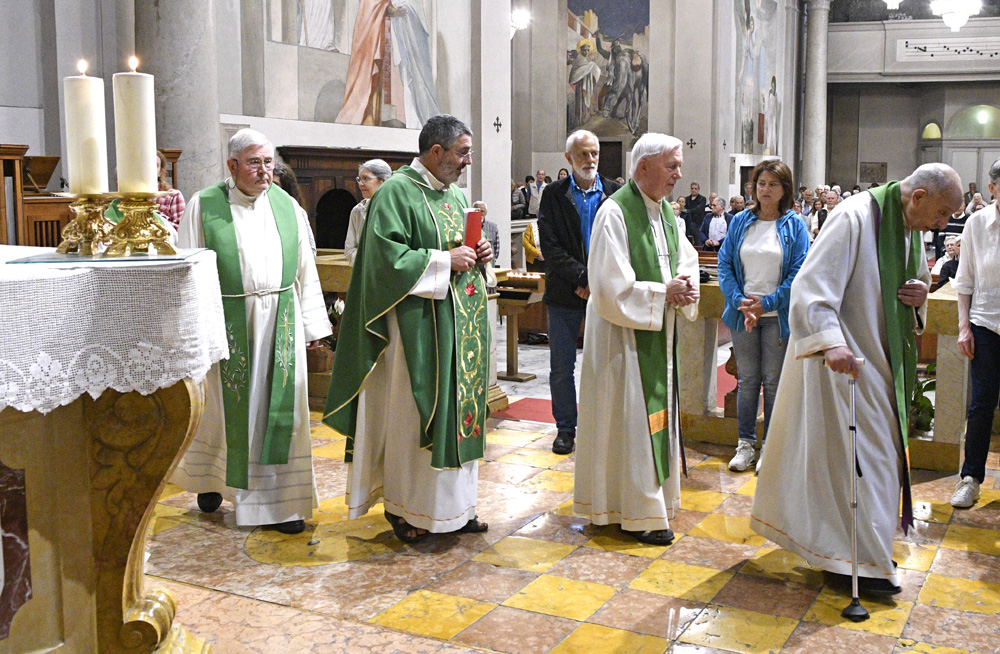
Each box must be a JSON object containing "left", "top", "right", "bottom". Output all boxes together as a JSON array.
[{"left": 717, "top": 208, "right": 810, "bottom": 338}]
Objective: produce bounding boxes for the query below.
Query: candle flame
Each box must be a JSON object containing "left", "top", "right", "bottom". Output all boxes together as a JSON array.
[
  {"left": 128, "top": 56, "right": 139, "bottom": 72},
  {"left": 77, "top": 59, "right": 88, "bottom": 75}
]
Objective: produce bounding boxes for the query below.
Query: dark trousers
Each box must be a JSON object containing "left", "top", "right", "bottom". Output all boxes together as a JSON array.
[
  {"left": 547, "top": 303, "right": 585, "bottom": 435},
  {"left": 962, "top": 323, "right": 1000, "bottom": 483}
]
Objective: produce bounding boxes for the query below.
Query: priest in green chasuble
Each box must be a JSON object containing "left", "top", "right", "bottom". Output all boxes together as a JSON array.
[
  {"left": 573, "top": 134, "right": 700, "bottom": 546},
  {"left": 751, "top": 164, "right": 963, "bottom": 595},
  {"left": 172, "top": 129, "right": 332, "bottom": 535},
  {"left": 324, "top": 115, "right": 493, "bottom": 543}
]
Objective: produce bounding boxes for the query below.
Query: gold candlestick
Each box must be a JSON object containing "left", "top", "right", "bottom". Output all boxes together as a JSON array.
[
  {"left": 104, "top": 192, "right": 177, "bottom": 257},
  {"left": 56, "top": 193, "right": 114, "bottom": 255}
]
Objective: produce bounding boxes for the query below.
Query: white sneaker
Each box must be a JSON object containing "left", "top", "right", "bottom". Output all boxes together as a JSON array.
[
  {"left": 729, "top": 441, "right": 756, "bottom": 472},
  {"left": 755, "top": 447, "right": 764, "bottom": 473},
  {"left": 950, "top": 476, "right": 981, "bottom": 508}
]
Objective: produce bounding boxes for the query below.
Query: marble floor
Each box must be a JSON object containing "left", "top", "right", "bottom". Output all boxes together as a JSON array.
[{"left": 145, "top": 333, "right": 1000, "bottom": 654}]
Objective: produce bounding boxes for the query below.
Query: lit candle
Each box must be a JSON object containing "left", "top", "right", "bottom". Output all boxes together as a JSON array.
[
  {"left": 63, "top": 60, "right": 109, "bottom": 195},
  {"left": 113, "top": 56, "right": 157, "bottom": 193}
]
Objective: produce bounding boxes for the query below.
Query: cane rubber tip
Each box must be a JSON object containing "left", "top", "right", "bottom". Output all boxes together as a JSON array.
[{"left": 841, "top": 598, "right": 870, "bottom": 622}]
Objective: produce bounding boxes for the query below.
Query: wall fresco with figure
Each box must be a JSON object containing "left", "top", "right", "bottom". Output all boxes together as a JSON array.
[
  {"left": 735, "top": 0, "right": 783, "bottom": 155},
  {"left": 565, "top": 0, "right": 649, "bottom": 139}
]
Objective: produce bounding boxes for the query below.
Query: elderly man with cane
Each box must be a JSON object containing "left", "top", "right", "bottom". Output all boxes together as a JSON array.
[{"left": 751, "top": 164, "right": 964, "bottom": 597}]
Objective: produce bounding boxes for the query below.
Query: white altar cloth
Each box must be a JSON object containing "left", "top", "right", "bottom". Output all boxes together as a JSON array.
[{"left": 0, "top": 246, "right": 228, "bottom": 414}]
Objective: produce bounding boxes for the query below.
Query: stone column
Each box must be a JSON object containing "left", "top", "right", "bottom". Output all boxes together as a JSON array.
[
  {"left": 134, "top": 0, "right": 223, "bottom": 197},
  {"left": 801, "top": 0, "right": 830, "bottom": 188}
]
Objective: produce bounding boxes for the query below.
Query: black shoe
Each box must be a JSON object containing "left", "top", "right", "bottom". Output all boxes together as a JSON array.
[
  {"left": 552, "top": 431, "right": 575, "bottom": 455},
  {"left": 623, "top": 528, "right": 675, "bottom": 545},
  {"left": 858, "top": 576, "right": 902, "bottom": 596},
  {"left": 271, "top": 519, "right": 306, "bottom": 535},
  {"left": 197, "top": 492, "right": 223, "bottom": 513}
]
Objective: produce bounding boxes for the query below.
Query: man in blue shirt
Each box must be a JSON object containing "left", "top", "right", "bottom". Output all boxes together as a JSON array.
[{"left": 538, "top": 130, "right": 621, "bottom": 454}]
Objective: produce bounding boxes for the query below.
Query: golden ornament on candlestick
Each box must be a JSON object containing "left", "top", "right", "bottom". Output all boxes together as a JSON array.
[
  {"left": 56, "top": 194, "right": 114, "bottom": 255},
  {"left": 104, "top": 193, "right": 178, "bottom": 257}
]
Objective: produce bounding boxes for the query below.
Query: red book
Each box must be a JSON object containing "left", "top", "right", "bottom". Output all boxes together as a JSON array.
[{"left": 464, "top": 208, "right": 483, "bottom": 249}]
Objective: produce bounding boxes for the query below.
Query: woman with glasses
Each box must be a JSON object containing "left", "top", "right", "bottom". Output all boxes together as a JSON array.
[
  {"left": 717, "top": 159, "right": 810, "bottom": 472},
  {"left": 345, "top": 159, "right": 392, "bottom": 265}
]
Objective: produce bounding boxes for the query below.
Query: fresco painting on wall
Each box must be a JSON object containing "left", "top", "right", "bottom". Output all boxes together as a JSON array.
[
  {"left": 566, "top": 0, "right": 650, "bottom": 139},
  {"left": 735, "top": 0, "right": 780, "bottom": 155},
  {"left": 273, "top": 0, "right": 440, "bottom": 129}
]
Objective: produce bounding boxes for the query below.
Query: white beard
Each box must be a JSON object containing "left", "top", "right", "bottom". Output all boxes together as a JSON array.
[{"left": 574, "top": 166, "right": 597, "bottom": 184}]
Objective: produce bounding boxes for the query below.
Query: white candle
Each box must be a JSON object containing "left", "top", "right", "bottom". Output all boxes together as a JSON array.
[
  {"left": 63, "top": 60, "right": 109, "bottom": 195},
  {"left": 113, "top": 56, "right": 157, "bottom": 193}
]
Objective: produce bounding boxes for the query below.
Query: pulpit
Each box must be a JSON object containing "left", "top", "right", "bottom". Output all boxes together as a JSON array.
[
  {"left": 496, "top": 271, "right": 545, "bottom": 382},
  {"left": 0, "top": 246, "right": 227, "bottom": 652}
]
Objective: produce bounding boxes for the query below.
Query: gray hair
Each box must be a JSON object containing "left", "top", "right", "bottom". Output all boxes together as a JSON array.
[
  {"left": 629, "top": 133, "right": 682, "bottom": 177},
  {"left": 228, "top": 128, "right": 272, "bottom": 160},
  {"left": 944, "top": 235, "right": 958, "bottom": 245},
  {"left": 418, "top": 114, "right": 472, "bottom": 154},
  {"left": 903, "top": 163, "right": 963, "bottom": 202},
  {"left": 565, "top": 130, "right": 598, "bottom": 154},
  {"left": 990, "top": 156, "right": 1000, "bottom": 184},
  {"left": 359, "top": 159, "right": 392, "bottom": 181}
]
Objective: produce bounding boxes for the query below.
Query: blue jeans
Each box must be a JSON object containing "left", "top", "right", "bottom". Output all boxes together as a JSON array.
[
  {"left": 961, "top": 323, "right": 1000, "bottom": 483},
  {"left": 547, "top": 304, "right": 586, "bottom": 434},
  {"left": 731, "top": 316, "right": 787, "bottom": 443}
]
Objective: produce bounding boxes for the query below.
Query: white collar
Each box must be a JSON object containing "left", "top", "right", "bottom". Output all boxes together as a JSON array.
[
  {"left": 226, "top": 178, "right": 267, "bottom": 208},
  {"left": 410, "top": 158, "right": 446, "bottom": 191},
  {"left": 637, "top": 186, "right": 662, "bottom": 215}
]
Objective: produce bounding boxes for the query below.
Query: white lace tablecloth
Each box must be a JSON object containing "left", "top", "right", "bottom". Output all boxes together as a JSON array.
[{"left": 0, "top": 246, "right": 228, "bottom": 414}]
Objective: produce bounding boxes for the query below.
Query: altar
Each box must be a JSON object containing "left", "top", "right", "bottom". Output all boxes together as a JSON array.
[{"left": 0, "top": 246, "right": 226, "bottom": 652}]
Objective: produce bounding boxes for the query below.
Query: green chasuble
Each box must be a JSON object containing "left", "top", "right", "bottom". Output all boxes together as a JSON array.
[
  {"left": 869, "top": 181, "right": 922, "bottom": 531},
  {"left": 199, "top": 183, "right": 299, "bottom": 490},
  {"left": 609, "top": 180, "right": 680, "bottom": 485},
  {"left": 324, "top": 165, "right": 489, "bottom": 469}
]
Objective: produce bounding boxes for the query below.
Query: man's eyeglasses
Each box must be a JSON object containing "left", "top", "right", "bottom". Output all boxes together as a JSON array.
[
  {"left": 448, "top": 148, "right": 474, "bottom": 161},
  {"left": 241, "top": 157, "right": 274, "bottom": 170}
]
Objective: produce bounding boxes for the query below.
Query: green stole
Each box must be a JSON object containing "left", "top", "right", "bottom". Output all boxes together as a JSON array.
[
  {"left": 610, "top": 180, "right": 680, "bottom": 485},
  {"left": 869, "top": 181, "right": 920, "bottom": 532},
  {"left": 323, "top": 166, "right": 488, "bottom": 469},
  {"left": 199, "top": 182, "right": 299, "bottom": 490}
]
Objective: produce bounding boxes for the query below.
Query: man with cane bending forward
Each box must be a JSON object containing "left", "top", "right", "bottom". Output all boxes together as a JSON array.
[{"left": 751, "top": 164, "right": 963, "bottom": 595}]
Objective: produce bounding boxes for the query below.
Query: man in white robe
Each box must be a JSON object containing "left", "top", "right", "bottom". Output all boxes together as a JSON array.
[
  {"left": 574, "top": 134, "right": 699, "bottom": 545},
  {"left": 172, "top": 129, "right": 332, "bottom": 534},
  {"left": 751, "top": 163, "right": 963, "bottom": 594}
]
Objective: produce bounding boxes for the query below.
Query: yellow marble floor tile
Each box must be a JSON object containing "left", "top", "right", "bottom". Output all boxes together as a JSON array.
[
  {"left": 310, "top": 421, "right": 343, "bottom": 439},
  {"left": 679, "top": 488, "right": 729, "bottom": 513},
  {"left": 472, "top": 536, "right": 578, "bottom": 572},
  {"left": 158, "top": 482, "right": 185, "bottom": 500},
  {"left": 497, "top": 449, "right": 565, "bottom": 469},
  {"left": 550, "top": 623, "right": 668, "bottom": 654},
  {"left": 894, "top": 540, "right": 939, "bottom": 572},
  {"left": 148, "top": 503, "right": 195, "bottom": 536},
  {"left": 741, "top": 548, "right": 826, "bottom": 587},
  {"left": 940, "top": 524, "right": 1000, "bottom": 557},
  {"left": 316, "top": 495, "right": 351, "bottom": 519},
  {"left": 309, "top": 410, "right": 322, "bottom": 421},
  {"left": 678, "top": 605, "right": 799, "bottom": 653},
  {"left": 692, "top": 457, "right": 729, "bottom": 471},
  {"left": 312, "top": 440, "right": 347, "bottom": 460},
  {"left": 803, "top": 587, "right": 913, "bottom": 637},
  {"left": 917, "top": 572, "right": 1000, "bottom": 615},
  {"left": 629, "top": 559, "right": 733, "bottom": 602},
  {"left": 735, "top": 475, "right": 758, "bottom": 497},
  {"left": 245, "top": 506, "right": 403, "bottom": 565},
  {"left": 502, "top": 574, "right": 616, "bottom": 621},
  {"left": 895, "top": 639, "right": 984, "bottom": 654},
  {"left": 521, "top": 469, "right": 575, "bottom": 493},
  {"left": 583, "top": 528, "right": 670, "bottom": 558},
  {"left": 686, "top": 513, "right": 767, "bottom": 547},
  {"left": 486, "top": 428, "right": 546, "bottom": 447},
  {"left": 370, "top": 589, "right": 495, "bottom": 640},
  {"left": 552, "top": 498, "right": 577, "bottom": 517},
  {"left": 912, "top": 500, "right": 955, "bottom": 524}
]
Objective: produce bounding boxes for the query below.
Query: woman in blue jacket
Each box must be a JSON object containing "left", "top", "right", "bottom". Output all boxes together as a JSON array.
[{"left": 718, "top": 160, "right": 810, "bottom": 472}]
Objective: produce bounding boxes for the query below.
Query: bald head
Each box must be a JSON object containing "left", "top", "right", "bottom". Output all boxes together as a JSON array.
[{"left": 899, "top": 163, "right": 964, "bottom": 231}]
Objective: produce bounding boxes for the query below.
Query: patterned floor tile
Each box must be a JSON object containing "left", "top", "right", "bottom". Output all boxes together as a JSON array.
[
  {"left": 513, "top": 513, "right": 594, "bottom": 546},
  {"left": 478, "top": 461, "right": 544, "bottom": 485},
  {"left": 803, "top": 587, "right": 913, "bottom": 638},
  {"left": 312, "top": 440, "right": 346, "bottom": 459},
  {"left": 939, "top": 524, "right": 1000, "bottom": 557},
  {"left": 502, "top": 574, "right": 616, "bottom": 621},
  {"left": 472, "top": 536, "right": 578, "bottom": 572},
  {"left": 582, "top": 526, "right": 672, "bottom": 558},
  {"left": 521, "top": 469, "right": 575, "bottom": 493},
  {"left": 686, "top": 513, "right": 767, "bottom": 547},
  {"left": 929, "top": 547, "right": 1000, "bottom": 584},
  {"left": 679, "top": 488, "right": 729, "bottom": 513},
  {"left": 587, "top": 588, "right": 706, "bottom": 640},
  {"left": 911, "top": 500, "right": 955, "bottom": 525},
  {"left": 425, "top": 560, "right": 538, "bottom": 603},
  {"left": 488, "top": 428, "right": 548, "bottom": 447},
  {"left": 677, "top": 605, "right": 799, "bottom": 653},
  {"left": 893, "top": 640, "right": 984, "bottom": 654},
  {"left": 780, "top": 621, "right": 897, "bottom": 654},
  {"left": 549, "top": 623, "right": 668, "bottom": 654},
  {"left": 741, "top": 548, "right": 826, "bottom": 587},
  {"left": 498, "top": 449, "right": 567, "bottom": 469},
  {"left": 660, "top": 535, "right": 759, "bottom": 571},
  {"left": 901, "top": 603, "right": 1000, "bottom": 653},
  {"left": 452, "top": 606, "right": 578, "bottom": 654},
  {"left": 629, "top": 559, "right": 733, "bottom": 602},
  {"left": 711, "top": 572, "right": 821, "bottom": 620},
  {"left": 916, "top": 572, "right": 1000, "bottom": 615},
  {"left": 893, "top": 540, "right": 939, "bottom": 572},
  {"left": 369, "top": 589, "right": 495, "bottom": 640},
  {"left": 545, "top": 546, "right": 654, "bottom": 587}
]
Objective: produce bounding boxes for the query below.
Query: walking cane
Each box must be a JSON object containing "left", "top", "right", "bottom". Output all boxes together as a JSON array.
[{"left": 840, "top": 357, "right": 869, "bottom": 623}]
